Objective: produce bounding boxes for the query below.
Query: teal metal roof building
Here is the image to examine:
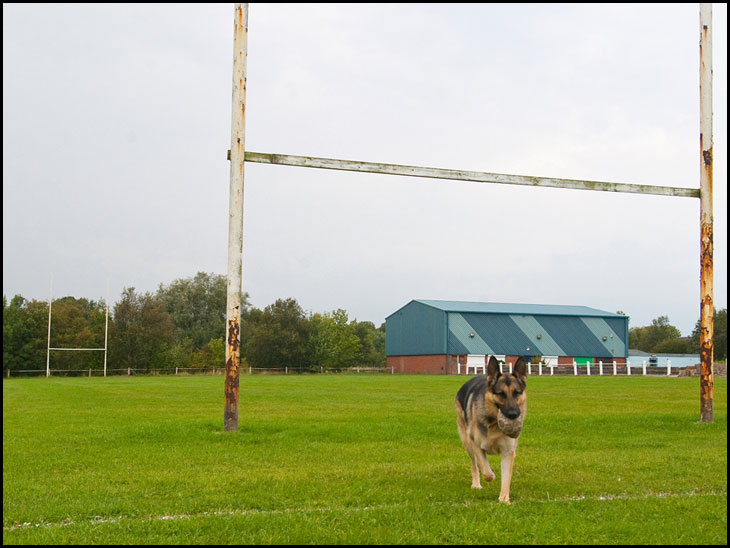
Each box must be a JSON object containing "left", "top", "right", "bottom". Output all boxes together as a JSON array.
[{"left": 386, "top": 300, "right": 629, "bottom": 374}]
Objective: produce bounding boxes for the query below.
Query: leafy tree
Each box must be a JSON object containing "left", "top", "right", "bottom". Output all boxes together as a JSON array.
[
  {"left": 310, "top": 309, "right": 362, "bottom": 369},
  {"left": 47, "top": 296, "right": 107, "bottom": 372},
  {"left": 153, "top": 337, "right": 194, "bottom": 372},
  {"left": 240, "top": 306, "right": 263, "bottom": 360},
  {"left": 653, "top": 337, "right": 695, "bottom": 354},
  {"left": 690, "top": 307, "right": 727, "bottom": 361},
  {"left": 4, "top": 276, "right": 396, "bottom": 375},
  {"left": 351, "top": 320, "right": 386, "bottom": 366},
  {"left": 3, "top": 295, "right": 48, "bottom": 373},
  {"left": 715, "top": 308, "right": 728, "bottom": 361},
  {"left": 629, "top": 325, "right": 648, "bottom": 351},
  {"left": 110, "top": 287, "right": 175, "bottom": 372},
  {"left": 157, "top": 272, "right": 245, "bottom": 350},
  {"left": 191, "top": 337, "right": 225, "bottom": 370},
  {"left": 246, "top": 298, "right": 313, "bottom": 370},
  {"left": 4, "top": 294, "right": 108, "bottom": 375},
  {"left": 629, "top": 316, "right": 681, "bottom": 352}
]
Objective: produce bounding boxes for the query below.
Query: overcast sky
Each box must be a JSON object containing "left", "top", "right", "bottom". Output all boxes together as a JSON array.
[{"left": 3, "top": 3, "right": 727, "bottom": 336}]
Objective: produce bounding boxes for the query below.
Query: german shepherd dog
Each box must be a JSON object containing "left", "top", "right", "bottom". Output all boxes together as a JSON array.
[{"left": 455, "top": 356, "right": 527, "bottom": 504}]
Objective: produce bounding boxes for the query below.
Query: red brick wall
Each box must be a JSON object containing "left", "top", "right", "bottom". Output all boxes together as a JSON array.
[{"left": 387, "top": 355, "right": 449, "bottom": 374}]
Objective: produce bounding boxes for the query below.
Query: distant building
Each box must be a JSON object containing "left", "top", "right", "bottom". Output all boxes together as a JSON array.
[
  {"left": 386, "top": 299, "right": 629, "bottom": 374},
  {"left": 628, "top": 350, "right": 701, "bottom": 368}
]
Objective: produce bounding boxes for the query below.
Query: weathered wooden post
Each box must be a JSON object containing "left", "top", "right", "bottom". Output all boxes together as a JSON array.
[
  {"left": 225, "top": 2, "right": 248, "bottom": 432},
  {"left": 46, "top": 274, "right": 53, "bottom": 378},
  {"left": 699, "top": 3, "right": 714, "bottom": 423}
]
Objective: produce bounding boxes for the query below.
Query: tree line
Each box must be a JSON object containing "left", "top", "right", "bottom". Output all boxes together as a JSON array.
[
  {"left": 4, "top": 273, "right": 726, "bottom": 375},
  {"left": 3, "top": 272, "right": 386, "bottom": 375},
  {"left": 628, "top": 311, "right": 726, "bottom": 360}
]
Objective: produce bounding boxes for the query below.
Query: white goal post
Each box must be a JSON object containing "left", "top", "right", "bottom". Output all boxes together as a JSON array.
[{"left": 46, "top": 273, "right": 110, "bottom": 377}]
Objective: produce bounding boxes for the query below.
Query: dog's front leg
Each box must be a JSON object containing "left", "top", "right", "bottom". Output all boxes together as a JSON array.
[
  {"left": 498, "top": 449, "right": 516, "bottom": 504},
  {"left": 467, "top": 446, "right": 482, "bottom": 489},
  {"left": 465, "top": 440, "right": 495, "bottom": 488},
  {"left": 473, "top": 444, "right": 496, "bottom": 483}
]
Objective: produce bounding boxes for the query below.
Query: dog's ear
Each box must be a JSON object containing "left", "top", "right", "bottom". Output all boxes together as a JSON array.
[
  {"left": 486, "top": 356, "right": 500, "bottom": 386},
  {"left": 514, "top": 357, "right": 527, "bottom": 386}
]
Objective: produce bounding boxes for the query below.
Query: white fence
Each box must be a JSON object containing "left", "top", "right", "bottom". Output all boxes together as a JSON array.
[
  {"left": 5, "top": 367, "right": 225, "bottom": 377},
  {"left": 452, "top": 356, "right": 686, "bottom": 377},
  {"left": 5, "top": 366, "right": 389, "bottom": 377}
]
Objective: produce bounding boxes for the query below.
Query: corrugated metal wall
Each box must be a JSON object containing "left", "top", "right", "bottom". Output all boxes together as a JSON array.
[
  {"left": 385, "top": 301, "right": 447, "bottom": 356},
  {"left": 386, "top": 300, "right": 629, "bottom": 359}
]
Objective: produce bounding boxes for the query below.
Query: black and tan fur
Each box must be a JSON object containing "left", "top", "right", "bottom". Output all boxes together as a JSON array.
[{"left": 455, "top": 356, "right": 527, "bottom": 504}]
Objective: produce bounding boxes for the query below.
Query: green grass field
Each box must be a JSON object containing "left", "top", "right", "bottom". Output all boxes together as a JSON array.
[{"left": 3, "top": 374, "right": 727, "bottom": 544}]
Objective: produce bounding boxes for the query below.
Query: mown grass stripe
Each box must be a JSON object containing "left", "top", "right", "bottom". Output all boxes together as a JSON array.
[{"left": 5, "top": 488, "right": 726, "bottom": 533}]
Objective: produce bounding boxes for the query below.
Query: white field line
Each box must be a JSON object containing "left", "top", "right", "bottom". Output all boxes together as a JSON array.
[{"left": 4, "top": 488, "right": 726, "bottom": 533}]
